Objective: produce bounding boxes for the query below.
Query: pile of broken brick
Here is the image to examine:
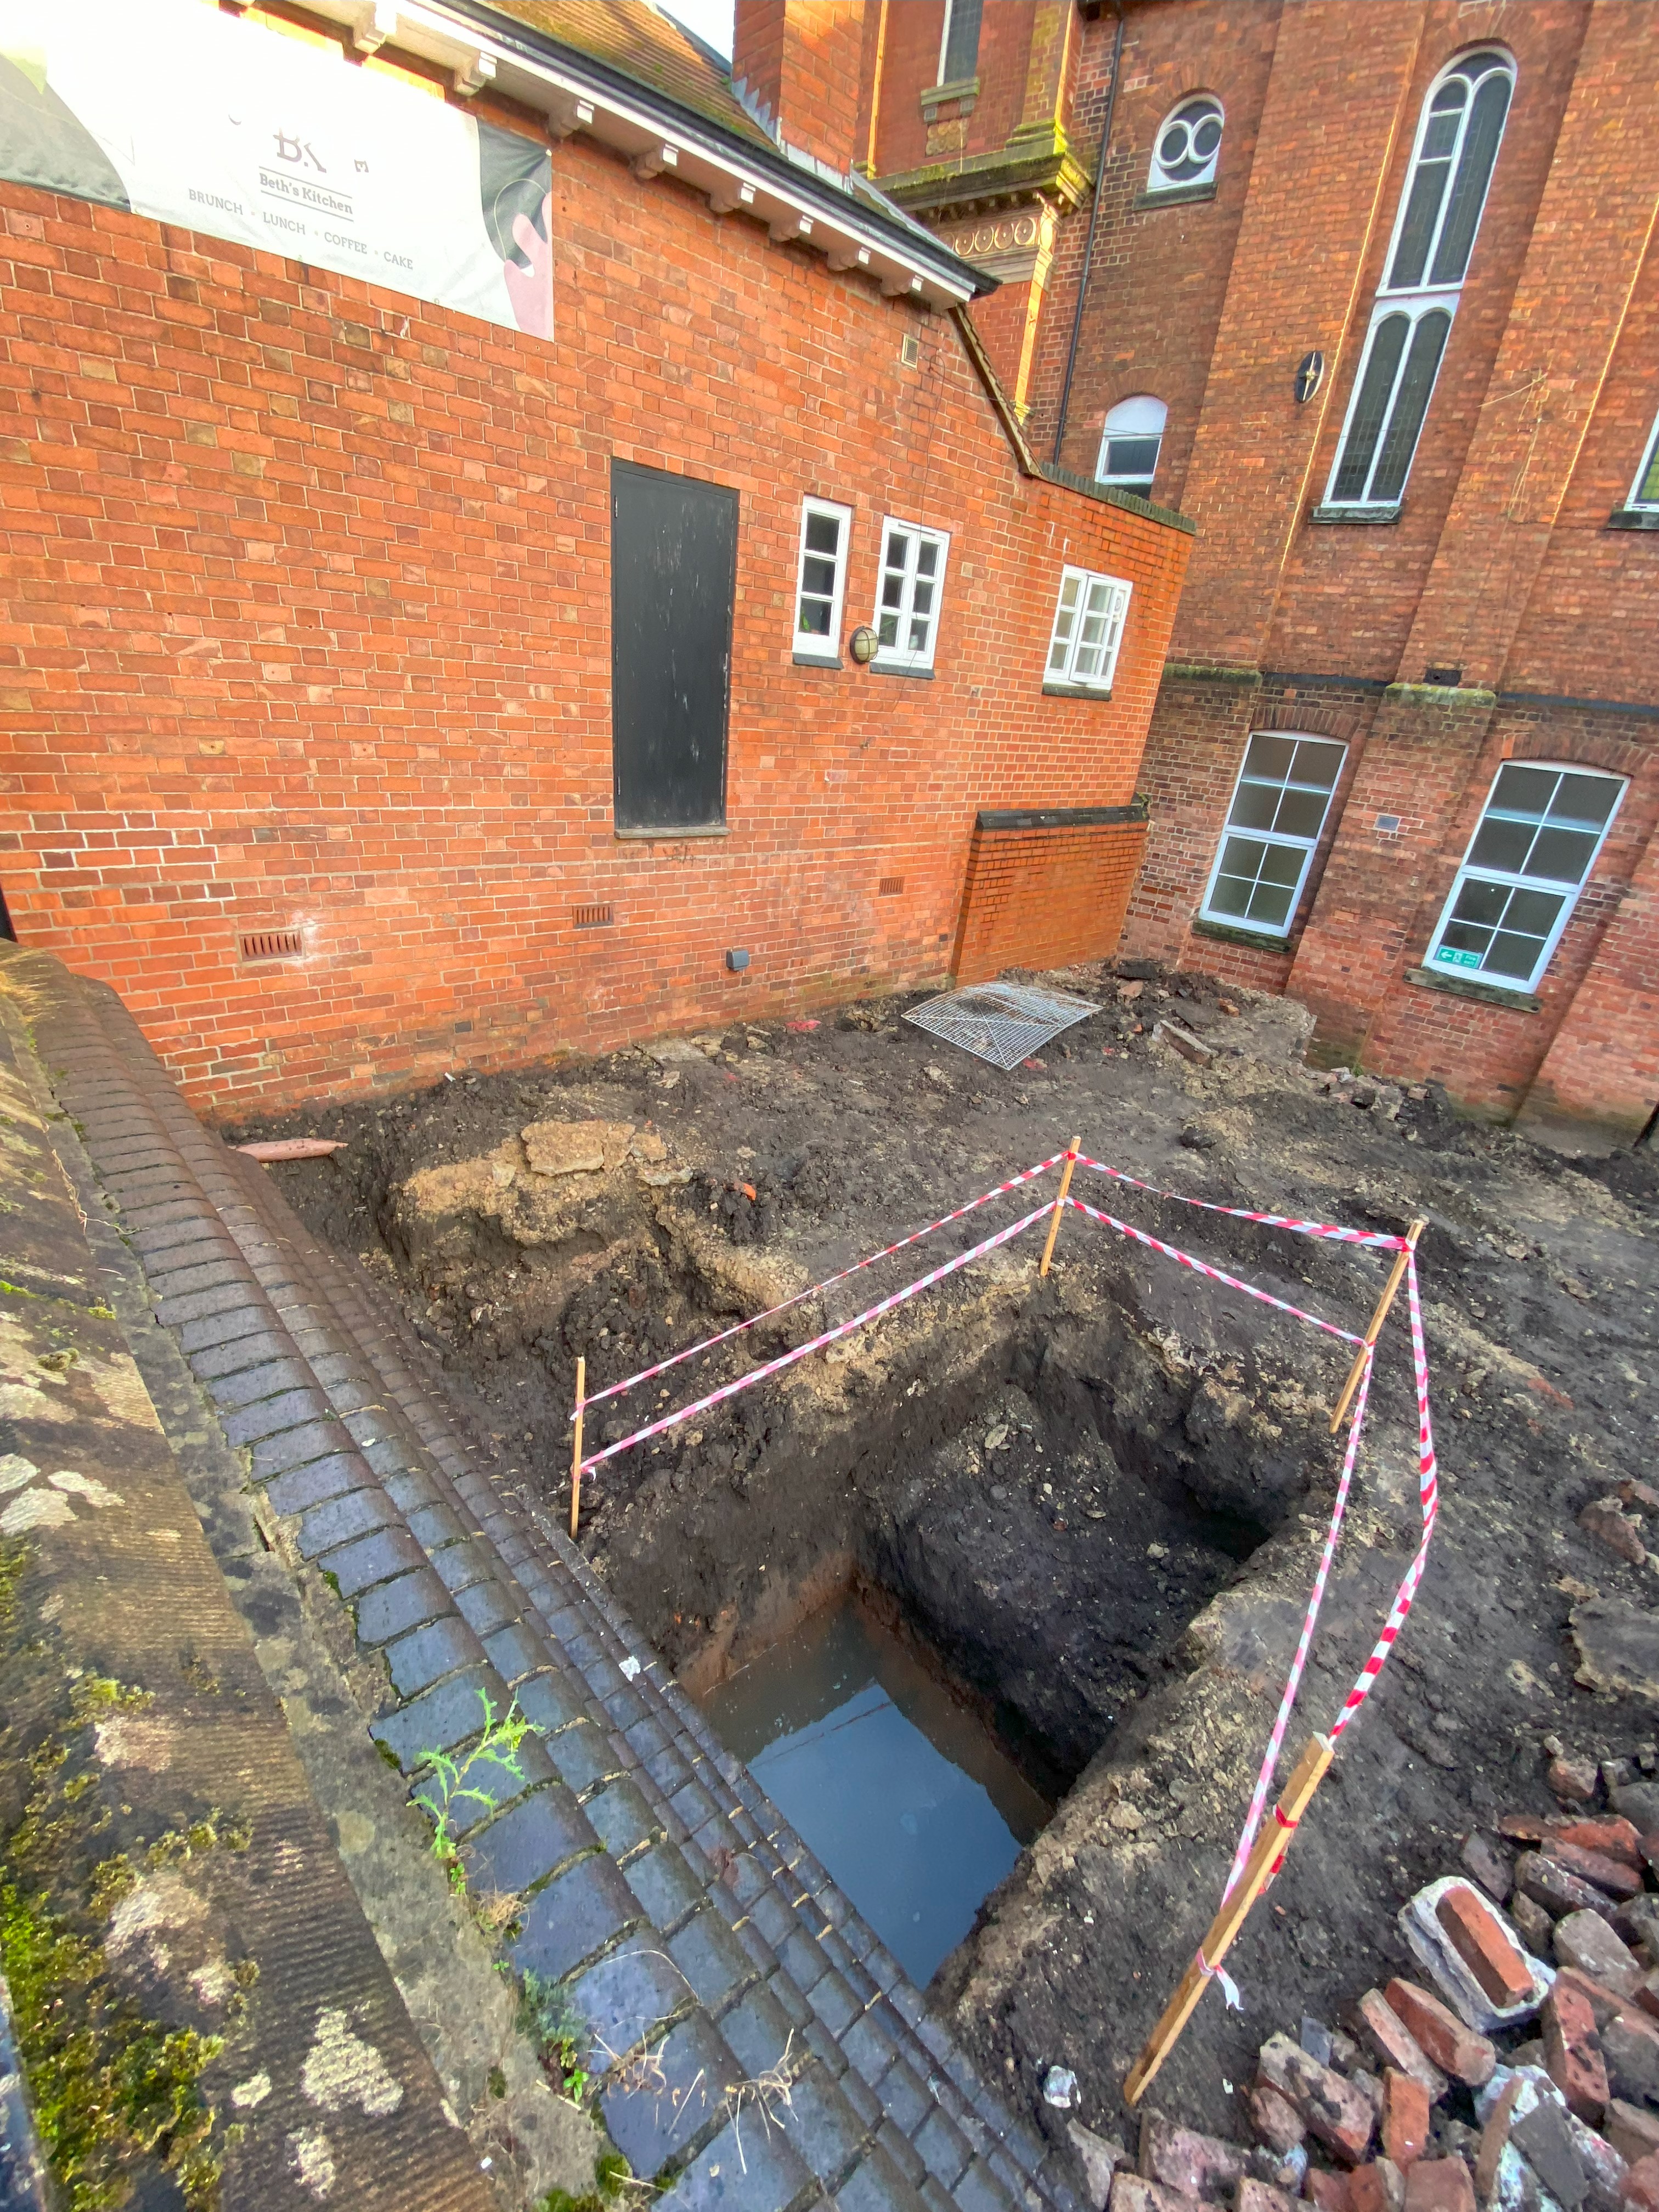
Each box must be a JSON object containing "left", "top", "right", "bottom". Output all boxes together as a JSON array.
[{"left": 1105, "top": 1761, "right": 1659, "bottom": 2212}]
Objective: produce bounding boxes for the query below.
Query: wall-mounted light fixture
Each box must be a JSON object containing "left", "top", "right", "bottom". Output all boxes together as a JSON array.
[
  {"left": 849, "top": 625, "right": 877, "bottom": 665},
  {"left": 1294, "top": 351, "right": 1325, "bottom": 404}
]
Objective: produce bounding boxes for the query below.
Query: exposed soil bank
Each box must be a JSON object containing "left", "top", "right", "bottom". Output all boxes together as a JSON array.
[{"left": 236, "top": 961, "right": 1659, "bottom": 2154}]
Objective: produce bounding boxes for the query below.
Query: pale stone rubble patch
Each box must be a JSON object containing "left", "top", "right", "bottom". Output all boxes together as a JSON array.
[
  {"left": 301, "top": 2005, "right": 405, "bottom": 2118},
  {"left": 0, "top": 1453, "right": 124, "bottom": 1534}
]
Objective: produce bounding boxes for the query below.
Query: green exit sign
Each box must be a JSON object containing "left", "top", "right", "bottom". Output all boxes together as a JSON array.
[{"left": 1434, "top": 947, "right": 1482, "bottom": 969}]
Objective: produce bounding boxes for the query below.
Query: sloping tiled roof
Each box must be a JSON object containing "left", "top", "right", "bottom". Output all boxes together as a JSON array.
[{"left": 485, "top": 1, "right": 772, "bottom": 148}]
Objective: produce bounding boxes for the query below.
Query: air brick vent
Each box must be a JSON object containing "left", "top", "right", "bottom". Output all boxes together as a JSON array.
[
  {"left": 239, "top": 929, "right": 304, "bottom": 962},
  {"left": 573, "top": 902, "right": 614, "bottom": 929},
  {"left": 878, "top": 876, "right": 905, "bottom": 896}
]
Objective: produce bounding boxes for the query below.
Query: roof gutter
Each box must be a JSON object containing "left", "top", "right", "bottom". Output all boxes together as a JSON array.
[{"left": 296, "top": 0, "right": 989, "bottom": 311}]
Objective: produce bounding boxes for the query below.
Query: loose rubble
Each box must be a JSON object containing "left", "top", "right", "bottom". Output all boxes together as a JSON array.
[{"left": 1109, "top": 1748, "right": 1659, "bottom": 2212}]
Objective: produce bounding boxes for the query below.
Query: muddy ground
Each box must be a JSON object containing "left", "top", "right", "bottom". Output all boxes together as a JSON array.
[{"left": 234, "top": 960, "right": 1659, "bottom": 2157}]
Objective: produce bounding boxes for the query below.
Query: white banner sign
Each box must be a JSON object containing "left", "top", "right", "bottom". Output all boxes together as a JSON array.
[{"left": 0, "top": 0, "right": 552, "bottom": 337}]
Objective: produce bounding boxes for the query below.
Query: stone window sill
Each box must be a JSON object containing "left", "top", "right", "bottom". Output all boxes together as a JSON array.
[
  {"left": 1134, "top": 181, "right": 1218, "bottom": 211},
  {"left": 1191, "top": 916, "right": 1291, "bottom": 951},
  {"left": 793, "top": 651, "right": 842, "bottom": 669},
  {"left": 1310, "top": 503, "right": 1402, "bottom": 527},
  {"left": 1403, "top": 963, "right": 1539, "bottom": 1014},
  {"left": 614, "top": 822, "right": 730, "bottom": 841},
  {"left": 1607, "top": 507, "right": 1659, "bottom": 532},
  {"left": 869, "top": 661, "right": 934, "bottom": 680},
  {"left": 1042, "top": 682, "right": 1113, "bottom": 701}
]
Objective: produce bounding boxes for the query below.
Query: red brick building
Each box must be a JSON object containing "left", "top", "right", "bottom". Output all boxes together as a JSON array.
[
  {"left": 867, "top": 0, "right": 1659, "bottom": 1143},
  {"left": 0, "top": 0, "right": 1190, "bottom": 1110}
]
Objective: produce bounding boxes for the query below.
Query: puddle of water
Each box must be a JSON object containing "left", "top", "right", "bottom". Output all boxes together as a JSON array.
[{"left": 698, "top": 1595, "right": 1051, "bottom": 1986}]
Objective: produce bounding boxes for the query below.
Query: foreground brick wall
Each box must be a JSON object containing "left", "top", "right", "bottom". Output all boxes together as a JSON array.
[
  {"left": 0, "top": 27, "right": 1190, "bottom": 1113},
  {"left": 951, "top": 810, "right": 1149, "bottom": 985}
]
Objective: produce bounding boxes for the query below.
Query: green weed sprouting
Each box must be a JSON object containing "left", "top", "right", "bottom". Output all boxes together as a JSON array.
[
  {"left": 518, "top": 1970, "right": 592, "bottom": 2104},
  {"left": 412, "top": 1687, "right": 532, "bottom": 1893}
]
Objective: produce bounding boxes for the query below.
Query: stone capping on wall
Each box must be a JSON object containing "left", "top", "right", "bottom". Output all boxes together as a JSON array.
[
  {"left": 1403, "top": 964, "right": 1542, "bottom": 1015},
  {"left": 1035, "top": 461, "right": 1197, "bottom": 534},
  {"left": 1383, "top": 683, "right": 1498, "bottom": 709},
  {"left": 975, "top": 802, "right": 1148, "bottom": 830}
]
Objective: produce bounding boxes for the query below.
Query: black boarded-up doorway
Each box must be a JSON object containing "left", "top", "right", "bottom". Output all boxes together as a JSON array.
[{"left": 611, "top": 459, "right": 737, "bottom": 833}]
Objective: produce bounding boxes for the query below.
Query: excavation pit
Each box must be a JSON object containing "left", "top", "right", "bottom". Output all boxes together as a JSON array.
[
  {"left": 248, "top": 1000, "right": 1527, "bottom": 2122},
  {"left": 699, "top": 1588, "right": 1051, "bottom": 1985}
]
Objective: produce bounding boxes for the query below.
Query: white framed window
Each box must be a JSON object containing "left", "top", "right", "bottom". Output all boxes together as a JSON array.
[
  {"left": 1199, "top": 733, "right": 1347, "bottom": 937},
  {"left": 1424, "top": 761, "right": 1624, "bottom": 994},
  {"left": 872, "top": 517, "right": 949, "bottom": 672},
  {"left": 1147, "top": 95, "right": 1223, "bottom": 194},
  {"left": 1046, "top": 567, "right": 1131, "bottom": 693},
  {"left": 1327, "top": 49, "right": 1513, "bottom": 509},
  {"left": 1097, "top": 395, "right": 1167, "bottom": 499},
  {"left": 1627, "top": 410, "right": 1659, "bottom": 511},
  {"left": 793, "top": 497, "right": 850, "bottom": 662},
  {"left": 937, "top": 0, "right": 983, "bottom": 86}
]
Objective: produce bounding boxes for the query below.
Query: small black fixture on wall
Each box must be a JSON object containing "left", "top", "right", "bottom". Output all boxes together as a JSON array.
[
  {"left": 1294, "top": 351, "right": 1325, "bottom": 404},
  {"left": 849, "top": 625, "right": 877, "bottom": 665}
]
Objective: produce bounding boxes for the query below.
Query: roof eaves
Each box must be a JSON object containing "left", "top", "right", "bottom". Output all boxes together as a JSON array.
[{"left": 390, "top": 0, "right": 994, "bottom": 305}]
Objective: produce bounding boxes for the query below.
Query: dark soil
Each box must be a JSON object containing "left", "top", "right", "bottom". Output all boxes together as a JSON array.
[{"left": 233, "top": 961, "right": 1659, "bottom": 2157}]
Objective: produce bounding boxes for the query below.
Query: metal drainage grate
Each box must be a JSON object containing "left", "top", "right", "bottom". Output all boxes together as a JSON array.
[
  {"left": 573, "top": 902, "right": 614, "bottom": 929},
  {"left": 904, "top": 980, "right": 1099, "bottom": 1071},
  {"left": 239, "top": 929, "right": 303, "bottom": 962}
]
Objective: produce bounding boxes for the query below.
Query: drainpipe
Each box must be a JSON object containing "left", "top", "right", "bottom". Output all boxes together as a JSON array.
[{"left": 1051, "top": 0, "right": 1124, "bottom": 468}]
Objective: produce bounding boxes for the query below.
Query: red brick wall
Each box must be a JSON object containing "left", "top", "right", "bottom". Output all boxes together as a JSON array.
[
  {"left": 733, "top": 0, "right": 868, "bottom": 176},
  {"left": 952, "top": 815, "right": 1149, "bottom": 984},
  {"left": 1334, "top": 706, "right": 1659, "bottom": 1119},
  {"left": 1521, "top": 795, "right": 1659, "bottom": 1142},
  {"left": 1121, "top": 676, "right": 1375, "bottom": 986},
  {"left": 867, "top": 0, "right": 1037, "bottom": 182},
  {"left": 0, "top": 33, "right": 1190, "bottom": 1113},
  {"left": 868, "top": 0, "right": 950, "bottom": 176},
  {"left": 1025, "top": 0, "right": 1283, "bottom": 503}
]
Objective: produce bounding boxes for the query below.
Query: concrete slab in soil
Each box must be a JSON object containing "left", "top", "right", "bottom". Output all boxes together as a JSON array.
[{"left": 0, "top": 940, "right": 1077, "bottom": 2212}]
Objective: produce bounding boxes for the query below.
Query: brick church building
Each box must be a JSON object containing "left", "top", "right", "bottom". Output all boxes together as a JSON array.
[
  {"left": 0, "top": 0, "right": 1190, "bottom": 1109},
  {"left": 864, "top": 0, "right": 1658, "bottom": 1143}
]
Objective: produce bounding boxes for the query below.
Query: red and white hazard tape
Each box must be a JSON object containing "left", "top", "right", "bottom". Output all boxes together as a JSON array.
[
  {"left": 1329, "top": 1253, "right": 1437, "bottom": 1739},
  {"left": 1076, "top": 1154, "right": 1407, "bottom": 1249},
  {"left": 575, "top": 1151, "right": 1066, "bottom": 1417},
  {"left": 575, "top": 1201, "right": 1053, "bottom": 1477},
  {"left": 1063, "top": 1194, "right": 1365, "bottom": 1344},
  {"left": 1220, "top": 1349, "right": 1374, "bottom": 1904},
  {"left": 1187, "top": 1256, "right": 1437, "bottom": 2011}
]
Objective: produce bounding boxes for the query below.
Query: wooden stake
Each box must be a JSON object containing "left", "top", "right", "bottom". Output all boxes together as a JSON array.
[
  {"left": 1124, "top": 1731, "right": 1334, "bottom": 2108},
  {"left": 1329, "top": 1217, "right": 1427, "bottom": 1434},
  {"left": 569, "top": 1355, "right": 585, "bottom": 1540},
  {"left": 1039, "top": 1136, "right": 1081, "bottom": 1278}
]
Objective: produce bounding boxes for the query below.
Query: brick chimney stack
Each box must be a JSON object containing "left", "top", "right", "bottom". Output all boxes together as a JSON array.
[{"left": 731, "top": 1, "right": 869, "bottom": 180}]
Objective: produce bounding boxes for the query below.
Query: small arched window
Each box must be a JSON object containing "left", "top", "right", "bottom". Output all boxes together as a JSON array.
[
  {"left": 1097, "top": 396, "right": 1167, "bottom": 500},
  {"left": 1147, "top": 96, "right": 1223, "bottom": 194},
  {"left": 1325, "top": 49, "right": 1514, "bottom": 511}
]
